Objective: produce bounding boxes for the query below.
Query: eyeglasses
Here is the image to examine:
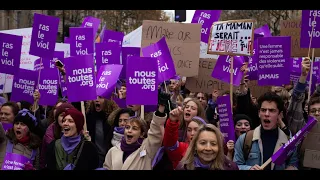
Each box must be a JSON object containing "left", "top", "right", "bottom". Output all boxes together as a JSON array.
[{"left": 310, "top": 109, "right": 320, "bottom": 114}]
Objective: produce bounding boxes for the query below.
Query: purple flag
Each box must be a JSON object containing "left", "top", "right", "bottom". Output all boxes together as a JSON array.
[
  {"left": 1, "top": 152, "right": 30, "bottom": 170},
  {"left": 81, "top": 16, "right": 101, "bottom": 38},
  {"left": 272, "top": 116, "right": 317, "bottom": 165},
  {"left": 96, "top": 64, "right": 123, "bottom": 99},
  {"left": 113, "top": 97, "right": 126, "bottom": 108},
  {"left": 102, "top": 30, "right": 124, "bottom": 47},
  {"left": 126, "top": 56, "right": 158, "bottom": 105},
  {"left": 64, "top": 37, "right": 70, "bottom": 44},
  {"left": 29, "top": 13, "right": 60, "bottom": 58},
  {"left": 191, "top": 10, "right": 222, "bottom": 43},
  {"left": 69, "top": 27, "right": 94, "bottom": 57},
  {"left": 65, "top": 54, "right": 96, "bottom": 102},
  {"left": 95, "top": 42, "right": 121, "bottom": 71},
  {"left": 11, "top": 69, "right": 38, "bottom": 103},
  {"left": 247, "top": 39, "right": 258, "bottom": 80},
  {"left": 216, "top": 95, "right": 235, "bottom": 142},
  {"left": 51, "top": 51, "right": 65, "bottom": 69},
  {"left": 290, "top": 58, "right": 302, "bottom": 84},
  {"left": 33, "top": 58, "right": 43, "bottom": 71},
  {"left": 98, "top": 24, "right": 106, "bottom": 43},
  {"left": 257, "top": 36, "right": 291, "bottom": 86},
  {"left": 142, "top": 37, "right": 176, "bottom": 83},
  {"left": 254, "top": 24, "right": 272, "bottom": 37},
  {"left": 300, "top": 10, "right": 320, "bottom": 48},
  {"left": 211, "top": 55, "right": 244, "bottom": 86},
  {"left": 1, "top": 122, "right": 13, "bottom": 131},
  {"left": 0, "top": 33, "right": 23, "bottom": 75},
  {"left": 38, "top": 66, "right": 59, "bottom": 106},
  {"left": 120, "top": 47, "right": 140, "bottom": 79}
]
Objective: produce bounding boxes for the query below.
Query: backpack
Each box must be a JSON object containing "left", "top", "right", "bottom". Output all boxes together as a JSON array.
[{"left": 242, "top": 130, "right": 254, "bottom": 161}]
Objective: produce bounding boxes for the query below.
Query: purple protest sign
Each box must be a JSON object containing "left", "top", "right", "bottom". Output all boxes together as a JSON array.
[
  {"left": 81, "top": 16, "right": 101, "bottom": 38},
  {"left": 120, "top": 47, "right": 140, "bottom": 79},
  {"left": 1, "top": 122, "right": 13, "bottom": 131},
  {"left": 247, "top": 39, "right": 258, "bottom": 80},
  {"left": 1, "top": 152, "right": 30, "bottom": 170},
  {"left": 290, "top": 58, "right": 302, "bottom": 84},
  {"left": 38, "top": 66, "right": 59, "bottom": 106},
  {"left": 191, "top": 10, "right": 222, "bottom": 43},
  {"left": 10, "top": 69, "right": 38, "bottom": 103},
  {"left": 69, "top": 27, "right": 94, "bottom": 56},
  {"left": 300, "top": 10, "right": 320, "bottom": 48},
  {"left": 126, "top": 56, "right": 158, "bottom": 105},
  {"left": 257, "top": 36, "right": 291, "bottom": 86},
  {"left": 254, "top": 24, "right": 272, "bottom": 38},
  {"left": 272, "top": 116, "right": 317, "bottom": 165},
  {"left": 211, "top": 55, "right": 244, "bottom": 86},
  {"left": 96, "top": 64, "right": 123, "bottom": 99},
  {"left": 64, "top": 37, "right": 70, "bottom": 44},
  {"left": 216, "top": 95, "right": 235, "bottom": 142},
  {"left": 0, "top": 33, "right": 23, "bottom": 75},
  {"left": 65, "top": 54, "right": 96, "bottom": 102},
  {"left": 29, "top": 13, "right": 60, "bottom": 58},
  {"left": 33, "top": 58, "right": 43, "bottom": 71},
  {"left": 97, "top": 24, "right": 106, "bottom": 43},
  {"left": 95, "top": 42, "right": 121, "bottom": 71},
  {"left": 142, "top": 37, "right": 176, "bottom": 83},
  {"left": 144, "top": 105, "right": 158, "bottom": 112},
  {"left": 51, "top": 51, "right": 65, "bottom": 69},
  {"left": 102, "top": 30, "right": 124, "bottom": 47},
  {"left": 113, "top": 97, "right": 126, "bottom": 108}
]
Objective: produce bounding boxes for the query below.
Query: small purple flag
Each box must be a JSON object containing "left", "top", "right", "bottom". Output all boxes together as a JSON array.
[
  {"left": 120, "top": 47, "right": 140, "bottom": 79},
  {"left": 254, "top": 24, "right": 272, "bottom": 37},
  {"left": 1, "top": 152, "right": 30, "bottom": 170},
  {"left": 38, "top": 66, "right": 59, "bottom": 106},
  {"left": 216, "top": 95, "right": 235, "bottom": 142},
  {"left": 1, "top": 122, "right": 13, "bottom": 131},
  {"left": 11, "top": 69, "right": 38, "bottom": 103},
  {"left": 300, "top": 10, "right": 320, "bottom": 48},
  {"left": 81, "top": 16, "right": 101, "bottom": 38},
  {"left": 65, "top": 54, "right": 96, "bottom": 102},
  {"left": 126, "top": 56, "right": 158, "bottom": 105},
  {"left": 69, "top": 27, "right": 94, "bottom": 56},
  {"left": 257, "top": 36, "right": 291, "bottom": 86},
  {"left": 96, "top": 64, "right": 123, "bottom": 99},
  {"left": 142, "top": 37, "right": 176, "bottom": 83},
  {"left": 95, "top": 42, "right": 121, "bottom": 71},
  {"left": 211, "top": 55, "right": 244, "bottom": 86},
  {"left": 271, "top": 116, "right": 317, "bottom": 165},
  {"left": 0, "top": 33, "right": 23, "bottom": 75},
  {"left": 29, "top": 13, "right": 60, "bottom": 58},
  {"left": 97, "top": 24, "right": 106, "bottom": 43},
  {"left": 191, "top": 10, "right": 222, "bottom": 43},
  {"left": 102, "top": 30, "right": 124, "bottom": 47}
]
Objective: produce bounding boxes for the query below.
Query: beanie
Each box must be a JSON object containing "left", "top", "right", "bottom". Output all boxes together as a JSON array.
[
  {"left": 55, "top": 103, "right": 75, "bottom": 121},
  {"left": 63, "top": 108, "right": 84, "bottom": 134},
  {"left": 14, "top": 109, "right": 38, "bottom": 132},
  {"left": 234, "top": 114, "right": 252, "bottom": 126},
  {"left": 0, "top": 97, "right": 7, "bottom": 106}
]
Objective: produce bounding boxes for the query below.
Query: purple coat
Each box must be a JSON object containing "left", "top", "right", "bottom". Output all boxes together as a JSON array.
[{"left": 176, "top": 156, "right": 239, "bottom": 170}]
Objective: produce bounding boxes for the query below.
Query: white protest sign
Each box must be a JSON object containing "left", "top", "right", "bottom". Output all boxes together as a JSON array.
[{"left": 207, "top": 19, "right": 255, "bottom": 56}]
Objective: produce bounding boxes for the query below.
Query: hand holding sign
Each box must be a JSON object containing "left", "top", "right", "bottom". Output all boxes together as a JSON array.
[{"left": 301, "top": 57, "right": 311, "bottom": 76}]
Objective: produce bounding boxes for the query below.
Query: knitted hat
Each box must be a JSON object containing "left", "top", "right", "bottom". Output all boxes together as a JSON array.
[
  {"left": 54, "top": 103, "right": 75, "bottom": 121},
  {"left": 234, "top": 114, "right": 252, "bottom": 126},
  {"left": 14, "top": 109, "right": 38, "bottom": 132},
  {"left": 0, "top": 97, "right": 6, "bottom": 106},
  {"left": 63, "top": 108, "right": 84, "bottom": 134}
]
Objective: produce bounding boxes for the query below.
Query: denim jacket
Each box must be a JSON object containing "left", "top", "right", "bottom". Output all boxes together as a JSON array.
[{"left": 233, "top": 125, "right": 299, "bottom": 170}]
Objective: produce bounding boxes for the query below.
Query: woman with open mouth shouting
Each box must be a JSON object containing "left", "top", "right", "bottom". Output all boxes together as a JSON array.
[
  {"left": 45, "top": 108, "right": 99, "bottom": 170},
  {"left": 178, "top": 99, "right": 206, "bottom": 142},
  {"left": 103, "top": 104, "right": 167, "bottom": 170},
  {"left": 0, "top": 109, "right": 41, "bottom": 170},
  {"left": 176, "top": 124, "right": 239, "bottom": 170}
]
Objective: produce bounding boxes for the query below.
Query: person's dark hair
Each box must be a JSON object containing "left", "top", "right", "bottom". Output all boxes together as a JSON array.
[
  {"left": 257, "top": 92, "right": 284, "bottom": 114},
  {"left": 222, "top": 91, "right": 237, "bottom": 105},
  {"left": 195, "top": 92, "right": 209, "bottom": 102},
  {"left": 308, "top": 96, "right": 320, "bottom": 113},
  {"left": 47, "top": 99, "right": 67, "bottom": 125},
  {"left": 18, "top": 101, "right": 32, "bottom": 110},
  {"left": 1, "top": 102, "right": 20, "bottom": 116},
  {"left": 113, "top": 108, "right": 135, "bottom": 127}
]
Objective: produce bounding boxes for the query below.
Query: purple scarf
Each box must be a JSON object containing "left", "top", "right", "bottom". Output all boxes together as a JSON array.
[
  {"left": 61, "top": 134, "right": 81, "bottom": 155},
  {"left": 194, "top": 157, "right": 211, "bottom": 169},
  {"left": 120, "top": 136, "right": 144, "bottom": 162},
  {"left": 114, "top": 126, "right": 125, "bottom": 134}
]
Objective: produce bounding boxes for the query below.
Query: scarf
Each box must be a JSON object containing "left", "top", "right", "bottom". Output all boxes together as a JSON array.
[
  {"left": 120, "top": 136, "right": 144, "bottom": 162},
  {"left": 17, "top": 135, "right": 30, "bottom": 146},
  {"left": 61, "top": 135, "right": 81, "bottom": 154},
  {"left": 194, "top": 156, "right": 211, "bottom": 169},
  {"left": 114, "top": 126, "right": 125, "bottom": 134}
]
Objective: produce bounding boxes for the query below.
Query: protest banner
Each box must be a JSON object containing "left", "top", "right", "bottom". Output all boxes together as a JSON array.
[
  {"left": 81, "top": 16, "right": 101, "bottom": 38},
  {"left": 120, "top": 47, "right": 140, "bottom": 79},
  {"left": 0, "top": 74, "right": 13, "bottom": 93},
  {"left": 38, "top": 66, "right": 59, "bottom": 106},
  {"left": 95, "top": 42, "right": 121, "bottom": 71},
  {"left": 1, "top": 153, "right": 30, "bottom": 170},
  {"left": 207, "top": 19, "right": 255, "bottom": 56},
  {"left": 142, "top": 37, "right": 176, "bottom": 83},
  {"left": 141, "top": 20, "right": 201, "bottom": 77},
  {"left": 69, "top": 27, "right": 94, "bottom": 57},
  {"left": 300, "top": 10, "right": 320, "bottom": 48},
  {"left": 216, "top": 95, "right": 235, "bottom": 142},
  {"left": 29, "top": 13, "right": 59, "bottom": 58},
  {"left": 102, "top": 30, "right": 124, "bottom": 47},
  {"left": 257, "top": 36, "right": 291, "bottom": 86}
]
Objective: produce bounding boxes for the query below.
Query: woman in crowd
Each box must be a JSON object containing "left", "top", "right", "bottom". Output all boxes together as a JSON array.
[
  {"left": 0, "top": 102, "right": 20, "bottom": 124},
  {"left": 0, "top": 109, "right": 41, "bottom": 169},
  {"left": 176, "top": 124, "right": 238, "bottom": 170},
  {"left": 45, "top": 108, "right": 99, "bottom": 170},
  {"left": 103, "top": 104, "right": 167, "bottom": 170}
]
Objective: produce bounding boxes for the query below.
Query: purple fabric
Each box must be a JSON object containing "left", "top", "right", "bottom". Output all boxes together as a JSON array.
[
  {"left": 114, "top": 126, "right": 124, "bottom": 134},
  {"left": 300, "top": 10, "right": 320, "bottom": 48},
  {"left": 120, "top": 136, "right": 143, "bottom": 161},
  {"left": 192, "top": 116, "right": 207, "bottom": 125},
  {"left": 63, "top": 163, "right": 75, "bottom": 170},
  {"left": 60, "top": 135, "right": 81, "bottom": 155},
  {"left": 194, "top": 156, "right": 211, "bottom": 169},
  {"left": 0, "top": 97, "right": 6, "bottom": 105},
  {"left": 152, "top": 141, "right": 179, "bottom": 168}
]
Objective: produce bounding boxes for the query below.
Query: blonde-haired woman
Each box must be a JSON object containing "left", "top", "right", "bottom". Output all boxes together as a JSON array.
[{"left": 176, "top": 124, "right": 238, "bottom": 170}]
